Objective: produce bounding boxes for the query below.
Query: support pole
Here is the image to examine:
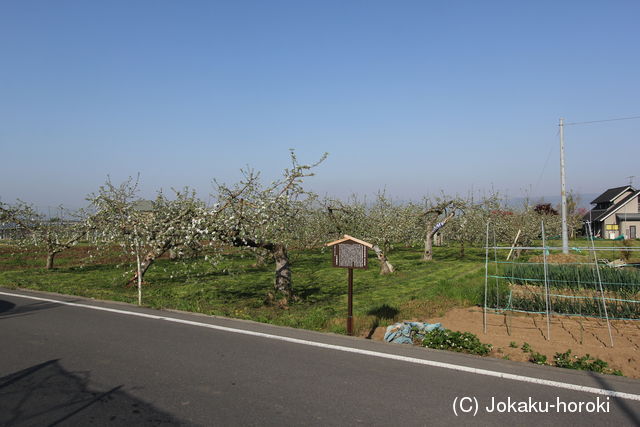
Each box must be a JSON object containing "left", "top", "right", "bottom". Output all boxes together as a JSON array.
[
  {"left": 587, "top": 221, "right": 614, "bottom": 347},
  {"left": 506, "top": 229, "right": 521, "bottom": 261},
  {"left": 560, "top": 118, "right": 569, "bottom": 254},
  {"left": 347, "top": 267, "right": 353, "bottom": 335},
  {"left": 483, "top": 222, "right": 489, "bottom": 334},
  {"left": 541, "top": 221, "right": 551, "bottom": 340},
  {"left": 493, "top": 228, "right": 499, "bottom": 309}
]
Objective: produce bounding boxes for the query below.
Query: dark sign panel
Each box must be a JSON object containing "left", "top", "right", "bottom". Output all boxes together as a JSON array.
[{"left": 333, "top": 241, "right": 368, "bottom": 269}]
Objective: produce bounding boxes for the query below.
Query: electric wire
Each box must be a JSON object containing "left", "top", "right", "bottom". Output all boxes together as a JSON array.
[{"left": 565, "top": 115, "right": 640, "bottom": 126}]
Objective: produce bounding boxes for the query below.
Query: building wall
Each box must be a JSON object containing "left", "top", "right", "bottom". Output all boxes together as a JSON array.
[
  {"left": 600, "top": 194, "right": 639, "bottom": 239},
  {"left": 620, "top": 220, "right": 640, "bottom": 239},
  {"left": 603, "top": 215, "right": 620, "bottom": 239},
  {"left": 614, "top": 195, "right": 640, "bottom": 215},
  {"left": 613, "top": 189, "right": 634, "bottom": 205}
]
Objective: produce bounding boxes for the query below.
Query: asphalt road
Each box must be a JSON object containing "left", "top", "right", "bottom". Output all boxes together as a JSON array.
[{"left": 1, "top": 288, "right": 639, "bottom": 426}]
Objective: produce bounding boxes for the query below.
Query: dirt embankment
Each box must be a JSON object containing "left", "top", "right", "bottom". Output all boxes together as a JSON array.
[{"left": 368, "top": 307, "right": 640, "bottom": 379}]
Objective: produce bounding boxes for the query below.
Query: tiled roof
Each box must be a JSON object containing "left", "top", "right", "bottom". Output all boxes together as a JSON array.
[
  {"left": 590, "top": 186, "right": 631, "bottom": 204},
  {"left": 583, "top": 209, "right": 606, "bottom": 222}
]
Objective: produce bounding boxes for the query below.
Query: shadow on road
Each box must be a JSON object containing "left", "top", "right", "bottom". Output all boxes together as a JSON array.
[
  {"left": 587, "top": 370, "right": 640, "bottom": 425},
  {"left": 0, "top": 300, "right": 16, "bottom": 314},
  {"left": 0, "top": 360, "right": 189, "bottom": 426},
  {"left": 0, "top": 299, "right": 61, "bottom": 320}
]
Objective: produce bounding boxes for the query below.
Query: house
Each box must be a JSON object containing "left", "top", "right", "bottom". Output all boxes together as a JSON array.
[
  {"left": 583, "top": 185, "right": 640, "bottom": 239},
  {"left": 132, "top": 199, "right": 154, "bottom": 212}
]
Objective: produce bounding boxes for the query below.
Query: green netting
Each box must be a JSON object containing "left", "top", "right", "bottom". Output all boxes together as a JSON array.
[{"left": 485, "top": 247, "right": 640, "bottom": 321}]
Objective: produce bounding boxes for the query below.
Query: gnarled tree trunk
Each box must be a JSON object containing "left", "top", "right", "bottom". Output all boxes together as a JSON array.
[
  {"left": 127, "top": 253, "right": 156, "bottom": 286},
  {"left": 231, "top": 237, "right": 293, "bottom": 301},
  {"left": 272, "top": 243, "right": 293, "bottom": 298},
  {"left": 422, "top": 210, "right": 456, "bottom": 261},
  {"left": 127, "top": 242, "right": 172, "bottom": 286},
  {"left": 46, "top": 252, "right": 56, "bottom": 270},
  {"left": 423, "top": 233, "right": 435, "bottom": 261},
  {"left": 372, "top": 245, "right": 394, "bottom": 274}
]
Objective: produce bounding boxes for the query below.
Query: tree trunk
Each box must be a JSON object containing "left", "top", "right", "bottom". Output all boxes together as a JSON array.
[
  {"left": 230, "top": 237, "right": 293, "bottom": 301},
  {"left": 422, "top": 210, "right": 456, "bottom": 261},
  {"left": 459, "top": 241, "right": 465, "bottom": 258},
  {"left": 372, "top": 245, "right": 394, "bottom": 274},
  {"left": 135, "top": 244, "right": 143, "bottom": 306},
  {"left": 127, "top": 253, "right": 157, "bottom": 286},
  {"left": 271, "top": 244, "right": 292, "bottom": 298},
  {"left": 252, "top": 250, "right": 270, "bottom": 268},
  {"left": 423, "top": 233, "right": 434, "bottom": 261},
  {"left": 46, "top": 252, "right": 56, "bottom": 270}
]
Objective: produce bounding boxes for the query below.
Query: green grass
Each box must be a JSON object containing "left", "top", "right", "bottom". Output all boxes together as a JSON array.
[
  {"left": 2, "top": 239, "right": 638, "bottom": 333},
  {"left": 0, "top": 243, "right": 486, "bottom": 335}
]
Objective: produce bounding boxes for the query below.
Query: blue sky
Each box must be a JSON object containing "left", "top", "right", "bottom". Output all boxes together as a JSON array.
[{"left": 1, "top": 1, "right": 639, "bottom": 209}]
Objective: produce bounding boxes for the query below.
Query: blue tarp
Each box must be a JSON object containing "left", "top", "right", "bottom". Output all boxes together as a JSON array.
[{"left": 384, "top": 321, "right": 443, "bottom": 344}]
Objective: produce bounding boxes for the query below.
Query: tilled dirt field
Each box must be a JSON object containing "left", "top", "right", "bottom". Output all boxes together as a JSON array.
[{"left": 370, "top": 307, "right": 640, "bottom": 378}]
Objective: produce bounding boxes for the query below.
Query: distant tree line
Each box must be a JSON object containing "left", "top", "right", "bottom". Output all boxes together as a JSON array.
[{"left": 0, "top": 152, "right": 585, "bottom": 305}]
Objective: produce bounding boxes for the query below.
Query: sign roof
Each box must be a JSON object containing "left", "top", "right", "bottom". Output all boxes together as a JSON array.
[{"left": 325, "top": 234, "right": 374, "bottom": 248}]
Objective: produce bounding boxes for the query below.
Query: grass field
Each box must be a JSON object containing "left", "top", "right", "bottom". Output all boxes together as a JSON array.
[
  {"left": 1, "top": 239, "right": 637, "bottom": 336},
  {"left": 0, "top": 243, "right": 487, "bottom": 335}
]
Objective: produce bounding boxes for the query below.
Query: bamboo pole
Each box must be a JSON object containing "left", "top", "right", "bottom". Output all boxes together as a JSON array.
[
  {"left": 541, "top": 221, "right": 551, "bottom": 340},
  {"left": 587, "top": 221, "right": 614, "bottom": 347},
  {"left": 483, "top": 222, "right": 489, "bottom": 334},
  {"left": 506, "top": 229, "right": 521, "bottom": 261}
]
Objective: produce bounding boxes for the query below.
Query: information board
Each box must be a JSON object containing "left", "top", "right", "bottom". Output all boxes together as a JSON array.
[{"left": 333, "top": 241, "right": 368, "bottom": 269}]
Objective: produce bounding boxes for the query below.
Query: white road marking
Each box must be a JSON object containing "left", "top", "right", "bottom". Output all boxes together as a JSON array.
[{"left": 2, "top": 290, "right": 640, "bottom": 402}]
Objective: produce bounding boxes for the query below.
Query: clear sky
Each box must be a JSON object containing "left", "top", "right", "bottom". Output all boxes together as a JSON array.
[{"left": 1, "top": 0, "right": 639, "bottom": 210}]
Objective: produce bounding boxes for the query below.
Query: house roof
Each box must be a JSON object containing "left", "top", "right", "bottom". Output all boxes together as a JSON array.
[
  {"left": 584, "top": 190, "right": 640, "bottom": 222},
  {"left": 616, "top": 213, "right": 640, "bottom": 221},
  {"left": 132, "top": 200, "right": 154, "bottom": 212},
  {"left": 583, "top": 209, "right": 607, "bottom": 222},
  {"left": 590, "top": 185, "right": 632, "bottom": 204}
]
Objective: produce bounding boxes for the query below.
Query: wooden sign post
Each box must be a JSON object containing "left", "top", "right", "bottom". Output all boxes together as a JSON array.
[{"left": 326, "top": 235, "right": 373, "bottom": 335}]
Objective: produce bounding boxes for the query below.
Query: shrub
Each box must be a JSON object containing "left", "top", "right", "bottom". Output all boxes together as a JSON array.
[
  {"left": 421, "top": 328, "right": 492, "bottom": 356},
  {"left": 553, "top": 349, "right": 622, "bottom": 376},
  {"left": 529, "top": 352, "right": 547, "bottom": 365}
]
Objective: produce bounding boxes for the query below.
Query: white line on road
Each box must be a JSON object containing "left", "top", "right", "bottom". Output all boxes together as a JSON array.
[{"left": 2, "top": 290, "right": 640, "bottom": 402}]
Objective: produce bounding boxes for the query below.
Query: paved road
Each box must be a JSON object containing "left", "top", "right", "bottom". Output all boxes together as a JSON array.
[{"left": 1, "top": 288, "right": 639, "bottom": 426}]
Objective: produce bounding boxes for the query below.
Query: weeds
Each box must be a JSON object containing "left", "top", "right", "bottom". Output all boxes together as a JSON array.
[
  {"left": 553, "top": 350, "right": 623, "bottom": 376},
  {"left": 421, "top": 328, "right": 492, "bottom": 356},
  {"left": 529, "top": 352, "right": 547, "bottom": 365}
]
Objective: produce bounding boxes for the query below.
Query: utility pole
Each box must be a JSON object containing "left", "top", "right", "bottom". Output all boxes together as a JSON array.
[{"left": 559, "top": 118, "right": 569, "bottom": 254}]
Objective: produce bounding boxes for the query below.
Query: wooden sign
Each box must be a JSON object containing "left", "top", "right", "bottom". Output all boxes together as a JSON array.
[
  {"left": 326, "top": 235, "right": 374, "bottom": 335},
  {"left": 327, "top": 235, "right": 373, "bottom": 268},
  {"left": 333, "top": 240, "right": 368, "bottom": 269}
]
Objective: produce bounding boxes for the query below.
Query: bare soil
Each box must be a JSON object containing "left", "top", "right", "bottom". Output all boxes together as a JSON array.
[{"left": 368, "top": 307, "right": 640, "bottom": 378}]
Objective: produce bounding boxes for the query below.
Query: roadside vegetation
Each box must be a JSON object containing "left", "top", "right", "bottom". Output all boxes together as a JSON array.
[{"left": 513, "top": 340, "right": 622, "bottom": 375}]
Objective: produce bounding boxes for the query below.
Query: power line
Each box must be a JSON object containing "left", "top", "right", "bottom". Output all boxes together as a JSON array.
[
  {"left": 565, "top": 115, "right": 640, "bottom": 126},
  {"left": 532, "top": 136, "right": 555, "bottom": 196}
]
